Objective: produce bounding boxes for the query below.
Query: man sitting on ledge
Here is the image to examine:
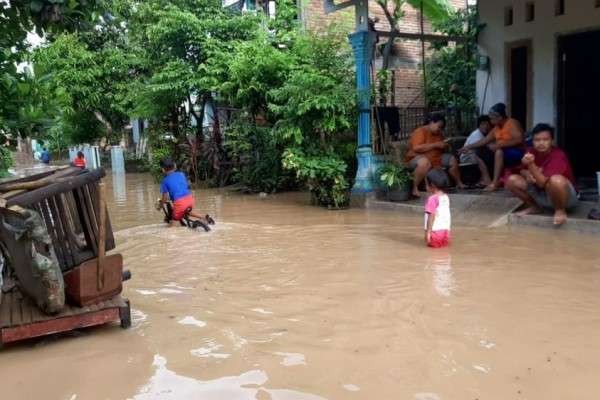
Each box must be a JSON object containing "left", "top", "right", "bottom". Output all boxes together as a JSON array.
[
  {"left": 505, "top": 123, "right": 578, "bottom": 226},
  {"left": 405, "top": 113, "right": 465, "bottom": 198}
]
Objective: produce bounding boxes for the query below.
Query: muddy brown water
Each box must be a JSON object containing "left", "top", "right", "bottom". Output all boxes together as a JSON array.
[{"left": 2, "top": 173, "right": 600, "bottom": 400}]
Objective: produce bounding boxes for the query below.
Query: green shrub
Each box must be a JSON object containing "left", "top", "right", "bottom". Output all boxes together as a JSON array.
[
  {"left": 282, "top": 148, "right": 349, "bottom": 209},
  {"left": 0, "top": 147, "right": 13, "bottom": 178},
  {"left": 225, "top": 121, "right": 295, "bottom": 193},
  {"left": 377, "top": 163, "right": 412, "bottom": 190},
  {"left": 149, "top": 147, "right": 173, "bottom": 182}
]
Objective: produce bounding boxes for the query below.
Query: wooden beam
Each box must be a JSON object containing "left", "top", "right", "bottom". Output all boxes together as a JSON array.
[
  {"left": 376, "top": 30, "right": 466, "bottom": 43},
  {"left": 0, "top": 169, "right": 59, "bottom": 186},
  {"left": 323, "top": 0, "right": 359, "bottom": 14},
  {"left": 1, "top": 308, "right": 120, "bottom": 344},
  {"left": 6, "top": 169, "right": 106, "bottom": 207}
]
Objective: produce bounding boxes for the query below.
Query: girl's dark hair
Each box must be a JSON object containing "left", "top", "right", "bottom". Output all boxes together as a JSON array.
[
  {"left": 489, "top": 103, "right": 508, "bottom": 118},
  {"left": 477, "top": 115, "right": 491, "bottom": 126},
  {"left": 159, "top": 158, "right": 175, "bottom": 171},
  {"left": 427, "top": 169, "right": 449, "bottom": 190},
  {"left": 426, "top": 112, "right": 446, "bottom": 126},
  {"left": 77, "top": 151, "right": 84, "bottom": 158},
  {"left": 531, "top": 123, "right": 555, "bottom": 138}
]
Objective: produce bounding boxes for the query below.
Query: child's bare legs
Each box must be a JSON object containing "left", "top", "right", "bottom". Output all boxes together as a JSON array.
[
  {"left": 484, "top": 148, "right": 504, "bottom": 191},
  {"left": 447, "top": 156, "right": 466, "bottom": 189},
  {"left": 412, "top": 157, "right": 431, "bottom": 197},
  {"left": 476, "top": 156, "right": 492, "bottom": 186}
]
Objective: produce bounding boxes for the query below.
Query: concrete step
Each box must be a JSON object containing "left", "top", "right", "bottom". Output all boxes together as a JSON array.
[
  {"left": 367, "top": 192, "right": 600, "bottom": 235},
  {"left": 366, "top": 192, "right": 522, "bottom": 228},
  {"left": 508, "top": 202, "right": 600, "bottom": 235}
]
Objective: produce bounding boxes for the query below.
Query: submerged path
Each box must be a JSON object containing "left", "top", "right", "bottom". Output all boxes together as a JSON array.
[{"left": 1, "top": 173, "right": 599, "bottom": 399}]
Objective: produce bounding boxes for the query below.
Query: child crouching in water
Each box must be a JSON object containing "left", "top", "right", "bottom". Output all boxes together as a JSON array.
[
  {"left": 158, "top": 158, "right": 215, "bottom": 231},
  {"left": 424, "top": 169, "right": 451, "bottom": 248}
]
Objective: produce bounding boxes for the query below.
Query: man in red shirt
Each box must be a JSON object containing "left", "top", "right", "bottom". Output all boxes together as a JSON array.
[{"left": 506, "top": 123, "right": 578, "bottom": 226}]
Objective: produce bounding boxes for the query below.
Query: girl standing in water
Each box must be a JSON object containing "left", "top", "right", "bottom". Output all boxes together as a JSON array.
[{"left": 424, "top": 169, "right": 451, "bottom": 248}]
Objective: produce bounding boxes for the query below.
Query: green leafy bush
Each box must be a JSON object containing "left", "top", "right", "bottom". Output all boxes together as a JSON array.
[
  {"left": 0, "top": 147, "right": 14, "bottom": 178},
  {"left": 225, "top": 121, "right": 294, "bottom": 193},
  {"left": 377, "top": 163, "right": 412, "bottom": 190},
  {"left": 282, "top": 148, "right": 349, "bottom": 209},
  {"left": 149, "top": 146, "right": 173, "bottom": 182},
  {"left": 269, "top": 32, "right": 356, "bottom": 146},
  {"left": 425, "top": 7, "right": 482, "bottom": 110}
]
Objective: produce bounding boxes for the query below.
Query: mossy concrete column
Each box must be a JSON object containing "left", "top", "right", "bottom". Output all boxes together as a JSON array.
[{"left": 349, "top": 30, "right": 377, "bottom": 193}]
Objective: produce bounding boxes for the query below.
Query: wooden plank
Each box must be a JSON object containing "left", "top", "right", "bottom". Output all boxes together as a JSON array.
[
  {"left": 376, "top": 30, "right": 466, "bottom": 43},
  {"left": 74, "top": 187, "right": 97, "bottom": 255},
  {"left": 52, "top": 195, "right": 77, "bottom": 269},
  {"left": 82, "top": 184, "right": 99, "bottom": 252},
  {"left": 0, "top": 308, "right": 120, "bottom": 344},
  {"left": 88, "top": 183, "right": 115, "bottom": 251},
  {"left": 0, "top": 189, "right": 27, "bottom": 199},
  {"left": 0, "top": 291, "right": 13, "bottom": 328},
  {"left": 48, "top": 196, "right": 72, "bottom": 270},
  {"left": 88, "top": 184, "right": 116, "bottom": 251},
  {"left": 0, "top": 167, "right": 79, "bottom": 192},
  {"left": 64, "top": 191, "right": 88, "bottom": 255},
  {"left": 105, "top": 212, "right": 115, "bottom": 251},
  {"left": 29, "top": 298, "right": 46, "bottom": 324},
  {"left": 0, "top": 170, "right": 56, "bottom": 187},
  {"left": 11, "top": 291, "right": 24, "bottom": 326},
  {"left": 37, "top": 200, "right": 66, "bottom": 269},
  {"left": 6, "top": 169, "right": 105, "bottom": 207}
]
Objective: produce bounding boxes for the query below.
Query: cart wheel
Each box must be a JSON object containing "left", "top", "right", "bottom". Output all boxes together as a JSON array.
[{"left": 119, "top": 299, "right": 131, "bottom": 329}]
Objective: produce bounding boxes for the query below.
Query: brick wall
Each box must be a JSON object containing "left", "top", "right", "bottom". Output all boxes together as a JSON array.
[{"left": 302, "top": 0, "right": 466, "bottom": 107}]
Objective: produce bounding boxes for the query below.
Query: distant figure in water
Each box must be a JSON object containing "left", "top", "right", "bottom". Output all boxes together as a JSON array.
[
  {"left": 158, "top": 158, "right": 215, "bottom": 231},
  {"left": 72, "top": 151, "right": 86, "bottom": 169},
  {"left": 40, "top": 147, "right": 51, "bottom": 165},
  {"left": 424, "top": 169, "right": 451, "bottom": 248}
]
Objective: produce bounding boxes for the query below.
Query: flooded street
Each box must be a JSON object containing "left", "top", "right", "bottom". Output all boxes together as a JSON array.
[{"left": 2, "top": 173, "right": 600, "bottom": 399}]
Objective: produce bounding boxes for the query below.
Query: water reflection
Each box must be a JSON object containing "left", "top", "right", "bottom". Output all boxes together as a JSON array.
[
  {"left": 135, "top": 355, "right": 326, "bottom": 400},
  {"left": 112, "top": 171, "right": 127, "bottom": 204},
  {"left": 426, "top": 252, "right": 456, "bottom": 297}
]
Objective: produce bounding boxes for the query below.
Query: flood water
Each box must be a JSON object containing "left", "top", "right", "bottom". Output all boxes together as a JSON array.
[{"left": 2, "top": 172, "right": 600, "bottom": 399}]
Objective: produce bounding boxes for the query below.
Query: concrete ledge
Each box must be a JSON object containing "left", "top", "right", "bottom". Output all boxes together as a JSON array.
[
  {"left": 507, "top": 202, "right": 600, "bottom": 235},
  {"left": 366, "top": 193, "right": 522, "bottom": 227},
  {"left": 350, "top": 192, "right": 377, "bottom": 208},
  {"left": 508, "top": 214, "right": 600, "bottom": 235},
  {"left": 367, "top": 192, "right": 600, "bottom": 235}
]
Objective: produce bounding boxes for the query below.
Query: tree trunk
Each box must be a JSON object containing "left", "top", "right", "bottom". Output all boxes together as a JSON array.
[
  {"left": 189, "top": 93, "right": 205, "bottom": 143},
  {"left": 94, "top": 111, "right": 113, "bottom": 138}
]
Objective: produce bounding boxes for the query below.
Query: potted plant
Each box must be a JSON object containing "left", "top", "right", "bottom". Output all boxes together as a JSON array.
[{"left": 377, "top": 163, "right": 412, "bottom": 202}]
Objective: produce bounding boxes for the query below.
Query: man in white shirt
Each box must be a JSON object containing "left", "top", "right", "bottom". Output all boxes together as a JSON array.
[{"left": 460, "top": 116, "right": 493, "bottom": 187}]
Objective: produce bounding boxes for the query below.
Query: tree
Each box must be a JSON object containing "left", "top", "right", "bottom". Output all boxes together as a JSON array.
[
  {"left": 374, "top": 0, "right": 453, "bottom": 69},
  {"left": 270, "top": 31, "right": 356, "bottom": 147},
  {"left": 425, "top": 7, "right": 482, "bottom": 110},
  {"left": 33, "top": 31, "right": 136, "bottom": 141},
  {"left": 0, "top": 0, "right": 107, "bottom": 131}
]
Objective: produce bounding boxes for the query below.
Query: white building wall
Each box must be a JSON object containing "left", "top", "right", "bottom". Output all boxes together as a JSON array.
[{"left": 476, "top": 0, "right": 600, "bottom": 129}]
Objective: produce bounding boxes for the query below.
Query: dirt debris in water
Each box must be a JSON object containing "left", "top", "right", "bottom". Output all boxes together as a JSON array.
[{"left": 1, "top": 173, "right": 599, "bottom": 400}]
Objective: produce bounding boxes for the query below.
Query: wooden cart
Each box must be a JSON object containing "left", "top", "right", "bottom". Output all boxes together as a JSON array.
[
  {"left": 0, "top": 167, "right": 131, "bottom": 347},
  {"left": 0, "top": 289, "right": 130, "bottom": 347}
]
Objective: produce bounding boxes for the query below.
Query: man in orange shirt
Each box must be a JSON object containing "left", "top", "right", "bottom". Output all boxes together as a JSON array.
[
  {"left": 405, "top": 113, "right": 464, "bottom": 198},
  {"left": 460, "top": 103, "right": 525, "bottom": 191}
]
